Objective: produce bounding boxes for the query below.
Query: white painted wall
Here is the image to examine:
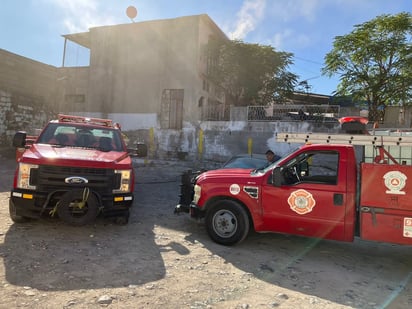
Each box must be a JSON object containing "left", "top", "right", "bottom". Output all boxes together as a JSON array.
[{"left": 122, "top": 118, "right": 341, "bottom": 162}]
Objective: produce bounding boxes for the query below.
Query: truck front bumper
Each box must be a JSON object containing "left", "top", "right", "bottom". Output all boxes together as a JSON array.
[
  {"left": 10, "top": 192, "right": 44, "bottom": 219},
  {"left": 174, "top": 202, "right": 204, "bottom": 219},
  {"left": 10, "top": 189, "right": 134, "bottom": 219}
]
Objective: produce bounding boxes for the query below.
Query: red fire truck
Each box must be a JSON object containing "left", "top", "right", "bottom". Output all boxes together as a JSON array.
[
  {"left": 10, "top": 114, "right": 147, "bottom": 225},
  {"left": 176, "top": 132, "right": 412, "bottom": 246}
]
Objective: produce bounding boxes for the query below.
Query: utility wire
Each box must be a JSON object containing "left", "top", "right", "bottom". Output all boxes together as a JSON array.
[{"left": 294, "top": 55, "right": 324, "bottom": 65}]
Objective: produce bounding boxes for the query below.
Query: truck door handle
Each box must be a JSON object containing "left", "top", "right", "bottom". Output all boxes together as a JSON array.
[
  {"left": 360, "top": 207, "right": 385, "bottom": 226},
  {"left": 333, "top": 193, "right": 343, "bottom": 206}
]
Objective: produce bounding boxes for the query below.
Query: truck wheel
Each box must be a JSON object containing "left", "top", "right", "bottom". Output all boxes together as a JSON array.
[
  {"left": 205, "top": 200, "right": 250, "bottom": 246},
  {"left": 9, "top": 201, "right": 30, "bottom": 223},
  {"left": 57, "top": 189, "right": 99, "bottom": 226}
]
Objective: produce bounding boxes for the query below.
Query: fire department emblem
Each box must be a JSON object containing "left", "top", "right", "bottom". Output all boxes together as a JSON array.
[
  {"left": 229, "top": 184, "right": 241, "bottom": 195},
  {"left": 288, "top": 189, "right": 316, "bottom": 215},
  {"left": 383, "top": 171, "right": 407, "bottom": 195}
]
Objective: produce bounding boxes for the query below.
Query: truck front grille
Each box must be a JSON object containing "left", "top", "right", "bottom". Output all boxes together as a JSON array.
[{"left": 35, "top": 165, "right": 117, "bottom": 195}]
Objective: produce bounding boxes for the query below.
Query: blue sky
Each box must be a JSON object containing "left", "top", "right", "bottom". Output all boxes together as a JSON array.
[{"left": 1, "top": 0, "right": 411, "bottom": 95}]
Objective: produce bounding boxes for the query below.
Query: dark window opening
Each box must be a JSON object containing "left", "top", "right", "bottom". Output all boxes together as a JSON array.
[{"left": 160, "top": 89, "right": 184, "bottom": 129}]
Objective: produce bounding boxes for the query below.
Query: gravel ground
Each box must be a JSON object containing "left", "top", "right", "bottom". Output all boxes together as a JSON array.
[{"left": 0, "top": 156, "right": 411, "bottom": 308}]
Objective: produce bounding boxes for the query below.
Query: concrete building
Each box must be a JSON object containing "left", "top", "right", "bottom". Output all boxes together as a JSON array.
[{"left": 59, "top": 14, "right": 228, "bottom": 131}]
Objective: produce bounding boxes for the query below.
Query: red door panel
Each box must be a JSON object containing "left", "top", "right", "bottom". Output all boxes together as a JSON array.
[{"left": 260, "top": 148, "right": 356, "bottom": 242}]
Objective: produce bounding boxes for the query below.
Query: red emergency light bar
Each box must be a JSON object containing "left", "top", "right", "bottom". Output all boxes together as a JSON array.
[{"left": 58, "top": 114, "right": 114, "bottom": 127}]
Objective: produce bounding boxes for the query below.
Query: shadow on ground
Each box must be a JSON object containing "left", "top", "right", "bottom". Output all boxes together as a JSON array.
[
  {"left": 1, "top": 218, "right": 165, "bottom": 291},
  {"left": 182, "top": 226, "right": 412, "bottom": 308}
]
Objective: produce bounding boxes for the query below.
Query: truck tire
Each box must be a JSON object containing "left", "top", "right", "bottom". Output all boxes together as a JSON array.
[
  {"left": 205, "top": 200, "right": 250, "bottom": 246},
  {"left": 9, "top": 201, "right": 30, "bottom": 223},
  {"left": 57, "top": 189, "right": 99, "bottom": 226}
]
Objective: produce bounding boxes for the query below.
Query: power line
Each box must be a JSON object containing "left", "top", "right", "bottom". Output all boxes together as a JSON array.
[
  {"left": 300, "top": 75, "right": 321, "bottom": 82},
  {"left": 294, "top": 56, "right": 324, "bottom": 65}
]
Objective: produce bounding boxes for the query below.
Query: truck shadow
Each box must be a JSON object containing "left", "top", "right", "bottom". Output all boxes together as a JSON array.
[
  {"left": 0, "top": 177, "right": 182, "bottom": 291},
  {"left": 184, "top": 227, "right": 412, "bottom": 308},
  {"left": 0, "top": 217, "right": 166, "bottom": 291},
  {"left": 0, "top": 157, "right": 16, "bottom": 193},
  {"left": 0, "top": 161, "right": 188, "bottom": 292}
]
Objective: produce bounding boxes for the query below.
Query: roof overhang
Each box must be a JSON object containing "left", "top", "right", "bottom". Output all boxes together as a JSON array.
[{"left": 62, "top": 32, "right": 91, "bottom": 49}]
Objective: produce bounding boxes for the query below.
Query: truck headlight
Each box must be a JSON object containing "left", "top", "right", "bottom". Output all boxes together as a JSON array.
[
  {"left": 113, "top": 169, "right": 132, "bottom": 193},
  {"left": 193, "top": 184, "right": 201, "bottom": 203},
  {"left": 17, "top": 163, "right": 38, "bottom": 190}
]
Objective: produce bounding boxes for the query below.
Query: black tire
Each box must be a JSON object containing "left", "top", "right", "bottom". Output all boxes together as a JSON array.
[
  {"left": 205, "top": 200, "right": 250, "bottom": 246},
  {"left": 57, "top": 189, "right": 99, "bottom": 226},
  {"left": 9, "top": 201, "right": 30, "bottom": 223}
]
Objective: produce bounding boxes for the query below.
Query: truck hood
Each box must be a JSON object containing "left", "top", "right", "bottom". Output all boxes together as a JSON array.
[
  {"left": 20, "top": 144, "right": 131, "bottom": 166},
  {"left": 197, "top": 168, "right": 263, "bottom": 185}
]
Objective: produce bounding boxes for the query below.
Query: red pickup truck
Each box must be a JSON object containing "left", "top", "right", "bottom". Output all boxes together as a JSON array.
[
  {"left": 10, "top": 114, "right": 147, "bottom": 225},
  {"left": 176, "top": 136, "right": 412, "bottom": 246}
]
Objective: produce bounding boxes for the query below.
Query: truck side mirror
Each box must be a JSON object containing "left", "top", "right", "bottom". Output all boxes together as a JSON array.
[
  {"left": 273, "top": 167, "right": 282, "bottom": 187},
  {"left": 12, "top": 131, "right": 27, "bottom": 148},
  {"left": 128, "top": 143, "right": 148, "bottom": 157},
  {"left": 135, "top": 143, "right": 148, "bottom": 158}
]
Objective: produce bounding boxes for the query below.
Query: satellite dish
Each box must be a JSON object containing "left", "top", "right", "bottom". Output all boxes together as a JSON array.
[{"left": 126, "top": 6, "right": 138, "bottom": 21}]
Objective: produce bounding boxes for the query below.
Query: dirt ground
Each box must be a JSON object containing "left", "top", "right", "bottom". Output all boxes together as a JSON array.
[{"left": 0, "top": 155, "right": 412, "bottom": 309}]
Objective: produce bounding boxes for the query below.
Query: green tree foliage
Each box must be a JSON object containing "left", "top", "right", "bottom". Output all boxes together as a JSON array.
[
  {"left": 206, "top": 38, "right": 297, "bottom": 106},
  {"left": 322, "top": 12, "right": 412, "bottom": 121}
]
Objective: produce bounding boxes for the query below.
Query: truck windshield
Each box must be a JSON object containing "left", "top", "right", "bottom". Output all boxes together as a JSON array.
[{"left": 37, "top": 123, "right": 123, "bottom": 151}]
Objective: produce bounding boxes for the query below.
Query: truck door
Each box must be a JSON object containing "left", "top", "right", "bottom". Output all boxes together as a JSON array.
[{"left": 261, "top": 149, "right": 355, "bottom": 242}]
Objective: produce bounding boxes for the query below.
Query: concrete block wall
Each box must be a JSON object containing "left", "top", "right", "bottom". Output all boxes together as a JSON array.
[
  {"left": 0, "top": 90, "right": 53, "bottom": 145},
  {"left": 0, "top": 90, "right": 11, "bottom": 144},
  {"left": 0, "top": 49, "right": 57, "bottom": 105},
  {"left": 0, "top": 49, "right": 56, "bottom": 148}
]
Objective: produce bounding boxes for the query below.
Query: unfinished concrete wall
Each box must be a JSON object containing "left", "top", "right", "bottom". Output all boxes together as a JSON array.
[
  {"left": 0, "top": 49, "right": 57, "bottom": 103},
  {"left": 85, "top": 15, "right": 223, "bottom": 123},
  {"left": 66, "top": 14, "right": 231, "bottom": 133},
  {"left": 0, "top": 49, "right": 57, "bottom": 145},
  {"left": 55, "top": 67, "right": 90, "bottom": 113}
]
